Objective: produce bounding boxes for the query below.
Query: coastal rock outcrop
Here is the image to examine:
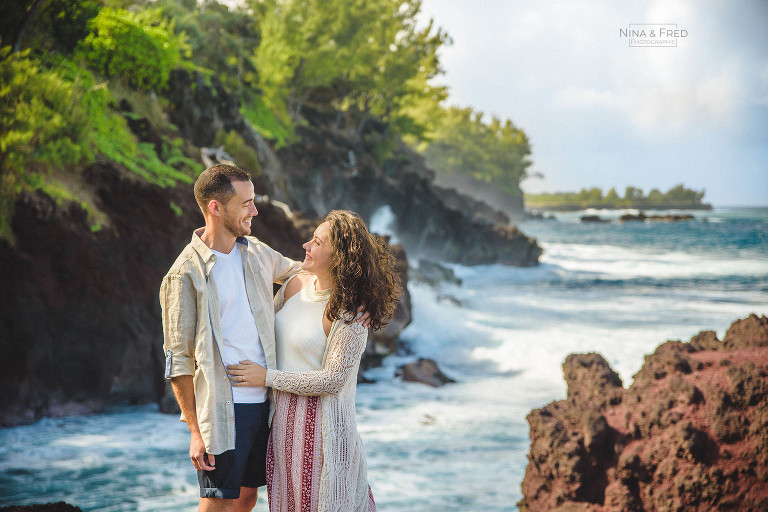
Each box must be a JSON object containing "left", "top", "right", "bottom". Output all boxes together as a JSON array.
[
  {"left": 1, "top": 66, "right": 538, "bottom": 426},
  {"left": 396, "top": 358, "right": 456, "bottom": 387},
  {"left": 0, "top": 161, "right": 412, "bottom": 426},
  {"left": 619, "top": 212, "right": 696, "bottom": 223},
  {"left": 518, "top": 314, "right": 768, "bottom": 512},
  {"left": 164, "top": 73, "right": 541, "bottom": 267},
  {"left": 0, "top": 504, "right": 83, "bottom": 512},
  {"left": 276, "top": 109, "right": 541, "bottom": 267}
]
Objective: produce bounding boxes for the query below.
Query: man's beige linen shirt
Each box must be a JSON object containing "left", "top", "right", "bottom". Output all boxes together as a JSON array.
[{"left": 160, "top": 229, "right": 302, "bottom": 455}]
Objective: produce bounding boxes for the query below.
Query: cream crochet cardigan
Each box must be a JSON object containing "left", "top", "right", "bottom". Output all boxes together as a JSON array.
[{"left": 265, "top": 276, "right": 372, "bottom": 512}]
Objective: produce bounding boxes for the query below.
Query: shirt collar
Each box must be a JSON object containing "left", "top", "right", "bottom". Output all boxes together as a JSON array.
[{"left": 190, "top": 228, "right": 249, "bottom": 275}]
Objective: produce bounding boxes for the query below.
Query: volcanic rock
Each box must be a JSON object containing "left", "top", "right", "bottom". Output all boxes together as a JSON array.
[
  {"left": 411, "top": 259, "right": 462, "bottom": 287},
  {"left": 397, "top": 358, "right": 456, "bottom": 387},
  {"left": 0, "top": 504, "right": 83, "bottom": 512},
  {"left": 518, "top": 314, "right": 768, "bottom": 512},
  {"left": 580, "top": 215, "right": 609, "bottom": 223}
]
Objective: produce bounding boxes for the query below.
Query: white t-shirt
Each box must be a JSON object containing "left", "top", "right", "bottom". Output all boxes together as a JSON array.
[{"left": 211, "top": 246, "right": 268, "bottom": 403}]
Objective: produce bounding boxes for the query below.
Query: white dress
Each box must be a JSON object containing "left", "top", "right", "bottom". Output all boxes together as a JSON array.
[{"left": 266, "top": 276, "right": 375, "bottom": 512}]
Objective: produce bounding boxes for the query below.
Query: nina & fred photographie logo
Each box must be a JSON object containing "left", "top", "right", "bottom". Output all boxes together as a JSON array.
[{"left": 619, "top": 24, "right": 688, "bottom": 47}]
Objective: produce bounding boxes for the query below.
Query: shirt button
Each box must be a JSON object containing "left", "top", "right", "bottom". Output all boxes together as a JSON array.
[{"left": 227, "top": 401, "right": 231, "bottom": 405}]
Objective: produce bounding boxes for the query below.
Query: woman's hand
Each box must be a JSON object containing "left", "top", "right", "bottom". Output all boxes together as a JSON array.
[{"left": 226, "top": 360, "right": 267, "bottom": 387}]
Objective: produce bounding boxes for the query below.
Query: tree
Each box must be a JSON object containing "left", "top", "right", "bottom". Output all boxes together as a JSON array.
[
  {"left": 647, "top": 188, "right": 663, "bottom": 203},
  {"left": 76, "top": 7, "right": 188, "bottom": 90},
  {"left": 158, "top": 0, "right": 261, "bottom": 100},
  {"left": 419, "top": 105, "right": 532, "bottom": 196},
  {"left": 624, "top": 186, "right": 644, "bottom": 202},
  {"left": 250, "top": 0, "right": 449, "bottom": 138},
  {"left": 605, "top": 187, "right": 620, "bottom": 203}
]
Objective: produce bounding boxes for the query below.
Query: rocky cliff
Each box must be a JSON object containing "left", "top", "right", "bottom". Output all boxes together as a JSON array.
[
  {"left": 0, "top": 69, "right": 538, "bottom": 427},
  {"left": 276, "top": 116, "right": 541, "bottom": 266},
  {"left": 164, "top": 71, "right": 541, "bottom": 267},
  {"left": 0, "top": 160, "right": 309, "bottom": 426},
  {"left": 519, "top": 314, "right": 768, "bottom": 511}
]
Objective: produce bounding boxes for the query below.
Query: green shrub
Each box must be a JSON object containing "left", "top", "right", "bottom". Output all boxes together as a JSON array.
[
  {"left": 240, "top": 94, "right": 296, "bottom": 148},
  {"left": 77, "top": 7, "right": 187, "bottom": 90},
  {"left": 0, "top": 47, "right": 196, "bottom": 243},
  {"left": 214, "top": 130, "right": 262, "bottom": 176},
  {"left": 57, "top": 58, "right": 195, "bottom": 187},
  {"left": 0, "top": 46, "right": 91, "bottom": 241}
]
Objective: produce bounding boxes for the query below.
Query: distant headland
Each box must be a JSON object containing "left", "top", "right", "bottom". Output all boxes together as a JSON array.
[{"left": 525, "top": 184, "right": 712, "bottom": 211}]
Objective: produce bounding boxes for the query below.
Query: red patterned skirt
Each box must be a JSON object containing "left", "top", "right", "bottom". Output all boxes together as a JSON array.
[{"left": 266, "top": 391, "right": 376, "bottom": 512}]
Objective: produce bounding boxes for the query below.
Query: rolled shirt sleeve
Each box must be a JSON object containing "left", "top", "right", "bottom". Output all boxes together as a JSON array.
[{"left": 160, "top": 273, "right": 197, "bottom": 378}]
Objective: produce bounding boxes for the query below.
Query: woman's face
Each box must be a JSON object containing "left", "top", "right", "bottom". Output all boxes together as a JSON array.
[{"left": 302, "top": 221, "right": 333, "bottom": 275}]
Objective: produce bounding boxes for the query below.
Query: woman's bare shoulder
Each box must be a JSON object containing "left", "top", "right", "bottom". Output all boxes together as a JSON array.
[{"left": 283, "top": 272, "right": 312, "bottom": 301}]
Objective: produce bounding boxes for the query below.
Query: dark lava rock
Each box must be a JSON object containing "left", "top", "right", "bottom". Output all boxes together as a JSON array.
[
  {"left": 396, "top": 358, "right": 456, "bottom": 387},
  {"left": 580, "top": 215, "right": 609, "bottom": 223},
  {"left": 0, "top": 503, "right": 83, "bottom": 511},
  {"left": 411, "top": 259, "right": 462, "bottom": 287}
]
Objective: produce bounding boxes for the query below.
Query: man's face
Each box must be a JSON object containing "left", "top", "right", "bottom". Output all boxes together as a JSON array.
[{"left": 219, "top": 180, "right": 258, "bottom": 237}]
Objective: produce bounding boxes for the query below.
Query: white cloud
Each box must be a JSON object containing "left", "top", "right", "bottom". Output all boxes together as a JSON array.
[
  {"left": 419, "top": 0, "right": 768, "bottom": 204},
  {"left": 553, "top": 87, "right": 620, "bottom": 109}
]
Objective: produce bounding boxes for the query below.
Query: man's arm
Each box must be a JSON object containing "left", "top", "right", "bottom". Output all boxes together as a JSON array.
[
  {"left": 160, "top": 272, "right": 209, "bottom": 470},
  {"left": 170, "top": 375, "right": 215, "bottom": 471},
  {"left": 260, "top": 242, "right": 304, "bottom": 285}
]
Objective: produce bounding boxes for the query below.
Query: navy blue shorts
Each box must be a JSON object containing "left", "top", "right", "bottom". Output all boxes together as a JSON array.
[{"left": 198, "top": 401, "right": 270, "bottom": 499}]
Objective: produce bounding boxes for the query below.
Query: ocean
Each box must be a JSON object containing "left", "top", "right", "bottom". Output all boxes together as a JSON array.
[{"left": 1, "top": 207, "right": 766, "bottom": 511}]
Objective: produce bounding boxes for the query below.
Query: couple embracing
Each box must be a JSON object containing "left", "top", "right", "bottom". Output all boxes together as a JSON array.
[{"left": 160, "top": 164, "right": 400, "bottom": 511}]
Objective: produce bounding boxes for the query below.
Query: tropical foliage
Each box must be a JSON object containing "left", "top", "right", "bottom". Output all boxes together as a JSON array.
[
  {"left": 1, "top": 0, "right": 535, "bottom": 242},
  {"left": 417, "top": 106, "right": 532, "bottom": 196},
  {"left": 76, "top": 7, "right": 188, "bottom": 90},
  {"left": 526, "top": 185, "right": 708, "bottom": 209}
]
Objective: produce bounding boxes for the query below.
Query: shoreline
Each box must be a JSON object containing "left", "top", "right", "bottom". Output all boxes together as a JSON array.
[{"left": 525, "top": 203, "right": 713, "bottom": 212}]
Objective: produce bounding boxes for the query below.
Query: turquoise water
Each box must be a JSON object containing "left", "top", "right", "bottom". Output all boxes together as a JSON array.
[{"left": 1, "top": 207, "right": 766, "bottom": 511}]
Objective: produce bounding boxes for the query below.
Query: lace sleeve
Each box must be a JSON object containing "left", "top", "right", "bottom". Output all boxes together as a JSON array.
[{"left": 265, "top": 321, "right": 368, "bottom": 396}]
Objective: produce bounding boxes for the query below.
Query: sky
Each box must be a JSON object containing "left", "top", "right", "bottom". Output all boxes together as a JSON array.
[{"left": 418, "top": 0, "right": 768, "bottom": 206}]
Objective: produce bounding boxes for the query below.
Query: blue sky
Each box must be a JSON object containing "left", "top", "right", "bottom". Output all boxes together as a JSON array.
[{"left": 419, "top": 0, "right": 768, "bottom": 206}]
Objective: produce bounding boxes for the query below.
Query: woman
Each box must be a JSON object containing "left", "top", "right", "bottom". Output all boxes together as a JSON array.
[{"left": 226, "top": 210, "right": 400, "bottom": 512}]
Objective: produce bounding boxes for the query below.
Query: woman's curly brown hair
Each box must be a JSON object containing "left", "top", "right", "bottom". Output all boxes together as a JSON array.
[{"left": 323, "top": 210, "right": 401, "bottom": 331}]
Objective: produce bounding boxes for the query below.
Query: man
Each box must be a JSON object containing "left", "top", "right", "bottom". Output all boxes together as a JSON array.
[{"left": 160, "top": 164, "right": 302, "bottom": 511}]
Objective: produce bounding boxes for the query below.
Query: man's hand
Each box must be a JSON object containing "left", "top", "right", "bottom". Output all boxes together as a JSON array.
[
  {"left": 356, "top": 305, "right": 372, "bottom": 328},
  {"left": 190, "top": 433, "right": 215, "bottom": 471},
  {"left": 227, "top": 360, "right": 267, "bottom": 387}
]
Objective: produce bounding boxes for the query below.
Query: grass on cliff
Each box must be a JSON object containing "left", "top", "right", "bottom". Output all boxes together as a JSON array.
[
  {"left": 0, "top": 47, "right": 198, "bottom": 243},
  {"left": 240, "top": 95, "right": 297, "bottom": 148}
]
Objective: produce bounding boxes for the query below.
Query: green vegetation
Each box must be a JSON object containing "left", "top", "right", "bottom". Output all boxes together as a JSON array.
[
  {"left": 76, "top": 7, "right": 188, "bottom": 90},
  {"left": 252, "top": 0, "right": 449, "bottom": 138},
  {"left": 1, "top": 0, "right": 535, "bottom": 242},
  {"left": 416, "top": 106, "right": 532, "bottom": 197},
  {"left": 214, "top": 130, "right": 262, "bottom": 176},
  {"left": 0, "top": 1, "right": 197, "bottom": 242},
  {"left": 526, "top": 185, "right": 710, "bottom": 210},
  {"left": 0, "top": 46, "right": 91, "bottom": 240}
]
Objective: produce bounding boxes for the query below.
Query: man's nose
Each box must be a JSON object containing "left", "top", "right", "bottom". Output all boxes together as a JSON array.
[{"left": 250, "top": 205, "right": 259, "bottom": 216}]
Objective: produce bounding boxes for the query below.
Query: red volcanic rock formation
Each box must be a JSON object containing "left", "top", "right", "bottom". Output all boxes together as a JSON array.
[{"left": 519, "top": 314, "right": 768, "bottom": 512}]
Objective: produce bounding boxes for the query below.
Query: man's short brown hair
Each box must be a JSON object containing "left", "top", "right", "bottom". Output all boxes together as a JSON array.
[{"left": 193, "top": 164, "right": 251, "bottom": 211}]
